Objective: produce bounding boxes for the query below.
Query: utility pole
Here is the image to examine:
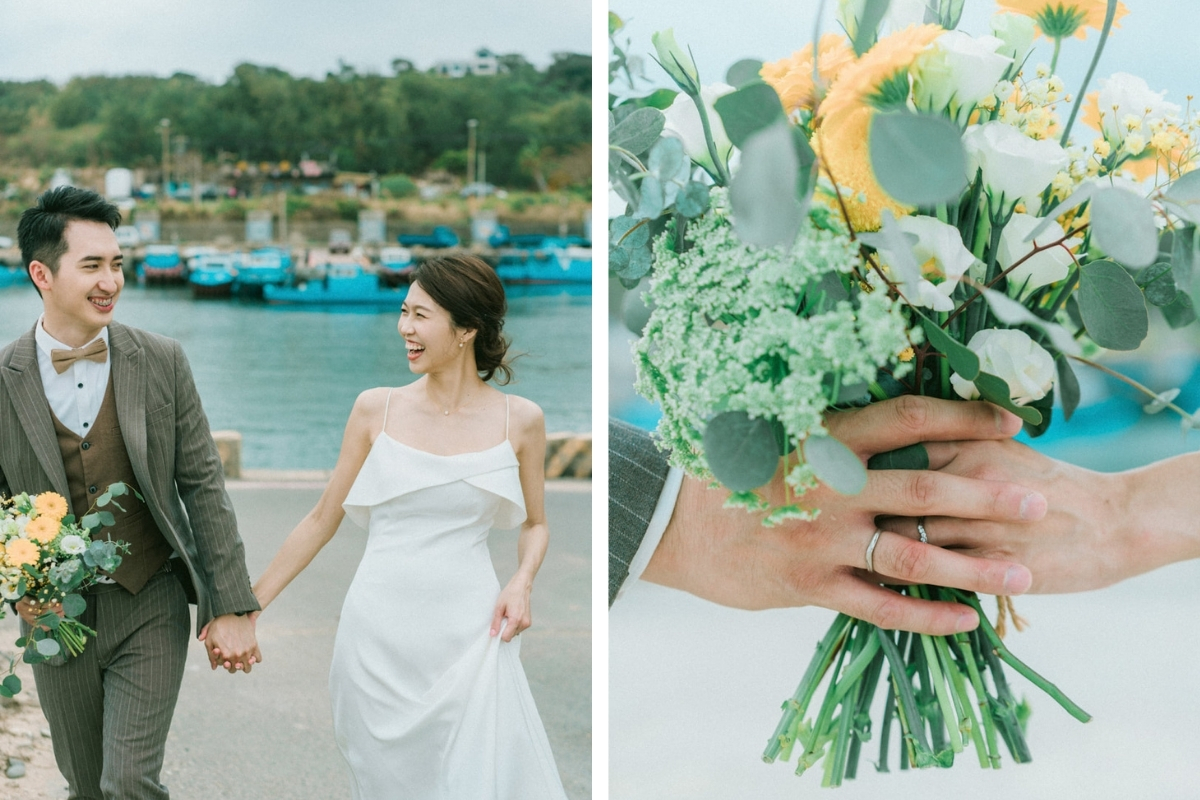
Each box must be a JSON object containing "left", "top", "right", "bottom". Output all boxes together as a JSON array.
[
  {"left": 159, "top": 119, "right": 170, "bottom": 198},
  {"left": 466, "top": 118, "right": 478, "bottom": 187}
]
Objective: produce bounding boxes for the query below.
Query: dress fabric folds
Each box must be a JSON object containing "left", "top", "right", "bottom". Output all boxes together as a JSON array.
[{"left": 334, "top": 427, "right": 567, "bottom": 799}]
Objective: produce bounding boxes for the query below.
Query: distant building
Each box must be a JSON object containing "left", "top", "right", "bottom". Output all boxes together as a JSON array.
[{"left": 431, "top": 48, "right": 501, "bottom": 78}]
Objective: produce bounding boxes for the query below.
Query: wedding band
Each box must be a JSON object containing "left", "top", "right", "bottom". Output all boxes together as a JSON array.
[
  {"left": 917, "top": 517, "right": 929, "bottom": 544},
  {"left": 865, "top": 529, "right": 883, "bottom": 573}
]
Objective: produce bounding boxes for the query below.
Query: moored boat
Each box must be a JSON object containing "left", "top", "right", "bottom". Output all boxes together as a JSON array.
[
  {"left": 494, "top": 238, "right": 591, "bottom": 284},
  {"left": 263, "top": 263, "right": 408, "bottom": 305},
  {"left": 0, "top": 266, "right": 26, "bottom": 289},
  {"left": 235, "top": 248, "right": 291, "bottom": 296},
  {"left": 140, "top": 245, "right": 184, "bottom": 283},
  {"left": 189, "top": 255, "right": 237, "bottom": 298},
  {"left": 378, "top": 246, "right": 415, "bottom": 287}
]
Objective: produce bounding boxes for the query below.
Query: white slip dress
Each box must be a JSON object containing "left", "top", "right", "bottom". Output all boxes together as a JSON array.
[{"left": 331, "top": 392, "right": 568, "bottom": 799}]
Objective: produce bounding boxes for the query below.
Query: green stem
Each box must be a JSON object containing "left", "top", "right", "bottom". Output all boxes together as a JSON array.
[
  {"left": 1059, "top": 0, "right": 1119, "bottom": 148},
  {"left": 1070, "top": 355, "right": 1194, "bottom": 422},
  {"left": 764, "top": 613, "right": 853, "bottom": 762},
  {"left": 690, "top": 88, "right": 731, "bottom": 186},
  {"left": 797, "top": 639, "right": 853, "bottom": 775},
  {"left": 1049, "top": 36, "right": 1063, "bottom": 74},
  {"left": 910, "top": 602, "right": 961, "bottom": 754},
  {"left": 876, "top": 628, "right": 934, "bottom": 766},
  {"left": 956, "top": 631, "right": 1002, "bottom": 769},
  {"left": 933, "top": 633, "right": 985, "bottom": 767}
]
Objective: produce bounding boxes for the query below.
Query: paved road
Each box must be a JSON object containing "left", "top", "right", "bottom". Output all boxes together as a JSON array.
[{"left": 3, "top": 480, "right": 591, "bottom": 800}]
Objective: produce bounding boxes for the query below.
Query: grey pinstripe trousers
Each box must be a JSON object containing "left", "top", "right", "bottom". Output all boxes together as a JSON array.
[
  {"left": 608, "top": 419, "right": 671, "bottom": 606},
  {"left": 30, "top": 570, "right": 190, "bottom": 800}
]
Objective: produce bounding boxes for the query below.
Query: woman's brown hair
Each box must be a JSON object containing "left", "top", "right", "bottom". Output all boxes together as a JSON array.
[{"left": 411, "top": 254, "right": 514, "bottom": 384}]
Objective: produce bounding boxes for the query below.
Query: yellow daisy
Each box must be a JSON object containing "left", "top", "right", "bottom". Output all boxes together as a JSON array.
[
  {"left": 814, "top": 105, "right": 913, "bottom": 232},
  {"left": 760, "top": 34, "right": 856, "bottom": 115},
  {"left": 996, "top": 0, "right": 1128, "bottom": 40},
  {"left": 817, "top": 24, "right": 942, "bottom": 123},
  {"left": 34, "top": 492, "right": 68, "bottom": 522},
  {"left": 25, "top": 515, "right": 59, "bottom": 543}
]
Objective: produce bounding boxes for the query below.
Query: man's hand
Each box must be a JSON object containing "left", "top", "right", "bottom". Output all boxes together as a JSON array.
[
  {"left": 198, "top": 613, "right": 262, "bottom": 673},
  {"left": 881, "top": 438, "right": 1200, "bottom": 593},
  {"left": 641, "top": 396, "right": 1045, "bottom": 635},
  {"left": 15, "top": 597, "right": 63, "bottom": 628}
]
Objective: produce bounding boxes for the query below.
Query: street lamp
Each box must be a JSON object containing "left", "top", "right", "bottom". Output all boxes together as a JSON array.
[
  {"left": 466, "top": 118, "right": 478, "bottom": 186},
  {"left": 159, "top": 118, "right": 170, "bottom": 198}
]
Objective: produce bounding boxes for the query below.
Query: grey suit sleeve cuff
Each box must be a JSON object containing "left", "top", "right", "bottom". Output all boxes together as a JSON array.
[
  {"left": 613, "top": 466, "right": 683, "bottom": 604},
  {"left": 609, "top": 419, "right": 672, "bottom": 605}
]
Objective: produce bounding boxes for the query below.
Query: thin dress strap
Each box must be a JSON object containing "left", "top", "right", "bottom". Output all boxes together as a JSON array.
[
  {"left": 504, "top": 394, "right": 510, "bottom": 440},
  {"left": 381, "top": 388, "right": 393, "bottom": 434}
]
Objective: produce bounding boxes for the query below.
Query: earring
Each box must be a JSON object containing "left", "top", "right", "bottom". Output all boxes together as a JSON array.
[{"left": 459, "top": 341, "right": 464, "bottom": 348}]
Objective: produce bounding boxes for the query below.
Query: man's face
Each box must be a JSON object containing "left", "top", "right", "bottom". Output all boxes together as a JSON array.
[{"left": 32, "top": 220, "right": 123, "bottom": 345}]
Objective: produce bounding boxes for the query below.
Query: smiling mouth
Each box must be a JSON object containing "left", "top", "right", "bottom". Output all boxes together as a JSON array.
[
  {"left": 89, "top": 296, "right": 115, "bottom": 311},
  {"left": 406, "top": 342, "right": 425, "bottom": 359}
]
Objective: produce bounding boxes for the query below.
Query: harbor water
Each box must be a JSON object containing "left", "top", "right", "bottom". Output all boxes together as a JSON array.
[{"left": 0, "top": 283, "right": 590, "bottom": 470}]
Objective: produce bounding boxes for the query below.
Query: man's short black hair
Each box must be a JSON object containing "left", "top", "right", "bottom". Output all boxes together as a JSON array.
[{"left": 17, "top": 187, "right": 122, "bottom": 288}]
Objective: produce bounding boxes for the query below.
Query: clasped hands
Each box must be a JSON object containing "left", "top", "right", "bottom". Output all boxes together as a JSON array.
[
  {"left": 642, "top": 395, "right": 1093, "bottom": 635},
  {"left": 199, "top": 612, "right": 262, "bottom": 674}
]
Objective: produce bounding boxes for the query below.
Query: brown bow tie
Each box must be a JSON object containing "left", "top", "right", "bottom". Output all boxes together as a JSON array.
[{"left": 50, "top": 339, "right": 108, "bottom": 374}]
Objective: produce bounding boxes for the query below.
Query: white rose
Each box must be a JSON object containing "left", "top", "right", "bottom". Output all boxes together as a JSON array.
[
  {"left": 998, "top": 213, "right": 1077, "bottom": 292},
  {"left": 990, "top": 13, "right": 1036, "bottom": 66},
  {"left": 14, "top": 515, "right": 29, "bottom": 536},
  {"left": 880, "top": 215, "right": 978, "bottom": 312},
  {"left": 662, "top": 83, "right": 736, "bottom": 175},
  {"left": 963, "top": 122, "right": 1069, "bottom": 213},
  {"left": 950, "top": 328, "right": 1056, "bottom": 405},
  {"left": 651, "top": 28, "right": 700, "bottom": 92},
  {"left": 59, "top": 534, "right": 87, "bottom": 556},
  {"left": 1093, "top": 73, "right": 1180, "bottom": 143},
  {"left": 0, "top": 519, "right": 16, "bottom": 538},
  {"left": 913, "top": 31, "right": 1013, "bottom": 123}
]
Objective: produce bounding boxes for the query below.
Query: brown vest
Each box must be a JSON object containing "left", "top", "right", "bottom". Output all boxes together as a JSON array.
[{"left": 51, "top": 374, "right": 174, "bottom": 594}]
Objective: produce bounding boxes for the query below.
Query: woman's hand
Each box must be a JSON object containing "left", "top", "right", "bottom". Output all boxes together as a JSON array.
[{"left": 490, "top": 578, "right": 533, "bottom": 642}]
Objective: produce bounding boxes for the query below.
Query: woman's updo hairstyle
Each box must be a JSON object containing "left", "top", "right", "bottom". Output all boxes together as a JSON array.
[{"left": 412, "top": 254, "right": 514, "bottom": 384}]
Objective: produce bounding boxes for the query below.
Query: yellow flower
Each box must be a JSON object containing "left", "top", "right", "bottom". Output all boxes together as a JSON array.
[
  {"left": 818, "top": 24, "right": 942, "bottom": 122},
  {"left": 995, "top": 0, "right": 1128, "bottom": 40},
  {"left": 898, "top": 346, "right": 915, "bottom": 362},
  {"left": 760, "top": 34, "right": 856, "bottom": 115},
  {"left": 34, "top": 492, "right": 68, "bottom": 522},
  {"left": 25, "top": 515, "right": 59, "bottom": 543},
  {"left": 815, "top": 105, "right": 913, "bottom": 232},
  {"left": 5, "top": 538, "right": 39, "bottom": 567}
]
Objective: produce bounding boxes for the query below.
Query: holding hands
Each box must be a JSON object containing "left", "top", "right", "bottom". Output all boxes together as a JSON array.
[{"left": 199, "top": 612, "right": 262, "bottom": 673}]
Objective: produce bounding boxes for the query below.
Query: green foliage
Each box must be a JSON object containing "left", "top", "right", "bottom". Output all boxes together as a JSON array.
[
  {"left": 869, "top": 112, "right": 967, "bottom": 207},
  {"left": 730, "top": 121, "right": 807, "bottom": 249},
  {"left": 1077, "top": 259, "right": 1148, "bottom": 350},
  {"left": 867, "top": 443, "right": 929, "bottom": 471},
  {"left": 803, "top": 434, "right": 868, "bottom": 495},
  {"left": 380, "top": 174, "right": 417, "bottom": 198},
  {"left": 1090, "top": 188, "right": 1157, "bottom": 268},
  {"left": 703, "top": 411, "right": 780, "bottom": 492},
  {"left": 713, "top": 82, "right": 785, "bottom": 149}
]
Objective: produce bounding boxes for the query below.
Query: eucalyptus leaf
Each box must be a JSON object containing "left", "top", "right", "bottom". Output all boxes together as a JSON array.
[
  {"left": 866, "top": 443, "right": 930, "bottom": 471},
  {"left": 647, "top": 135, "right": 688, "bottom": 182},
  {"left": 1, "top": 675, "right": 19, "bottom": 695},
  {"left": 726, "top": 59, "right": 765, "bottom": 88},
  {"left": 974, "top": 372, "right": 1043, "bottom": 425},
  {"left": 634, "top": 175, "right": 666, "bottom": 219},
  {"left": 804, "top": 434, "right": 868, "bottom": 495},
  {"left": 97, "top": 511, "right": 115, "bottom": 527},
  {"left": 919, "top": 314, "right": 980, "bottom": 380},
  {"left": 675, "top": 181, "right": 710, "bottom": 218},
  {"left": 1090, "top": 187, "right": 1158, "bottom": 268},
  {"left": 61, "top": 594, "right": 86, "bottom": 618},
  {"left": 703, "top": 411, "right": 780, "bottom": 492},
  {"left": 1137, "top": 262, "right": 1178, "bottom": 307},
  {"left": 610, "top": 215, "right": 650, "bottom": 249},
  {"left": 1023, "top": 388, "right": 1056, "bottom": 439},
  {"left": 1162, "top": 291, "right": 1197, "bottom": 328},
  {"left": 96, "top": 492, "right": 112, "bottom": 508},
  {"left": 981, "top": 287, "right": 1082, "bottom": 356},
  {"left": 853, "top": 0, "right": 891, "bottom": 56},
  {"left": 1172, "top": 223, "right": 1196, "bottom": 286},
  {"left": 713, "top": 82, "right": 785, "bottom": 149},
  {"left": 621, "top": 285, "right": 653, "bottom": 335},
  {"left": 869, "top": 112, "right": 967, "bottom": 207},
  {"left": 1055, "top": 356, "right": 1081, "bottom": 423},
  {"left": 730, "top": 121, "right": 803, "bottom": 249},
  {"left": 1163, "top": 169, "right": 1200, "bottom": 224},
  {"left": 1025, "top": 183, "right": 1094, "bottom": 242},
  {"left": 35, "top": 638, "right": 61, "bottom": 658},
  {"left": 80, "top": 513, "right": 100, "bottom": 531},
  {"left": 610, "top": 107, "right": 666, "bottom": 156},
  {"left": 1077, "top": 260, "right": 1149, "bottom": 349},
  {"left": 108, "top": 482, "right": 127, "bottom": 497}
]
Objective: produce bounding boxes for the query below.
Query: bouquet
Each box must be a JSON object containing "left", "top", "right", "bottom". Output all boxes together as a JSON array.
[
  {"left": 611, "top": 0, "right": 1200, "bottom": 786},
  {"left": 0, "top": 484, "right": 133, "bottom": 697}
]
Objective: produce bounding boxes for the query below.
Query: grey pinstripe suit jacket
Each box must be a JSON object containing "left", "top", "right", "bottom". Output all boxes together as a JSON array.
[
  {"left": 0, "top": 321, "right": 259, "bottom": 634},
  {"left": 608, "top": 418, "right": 671, "bottom": 606}
]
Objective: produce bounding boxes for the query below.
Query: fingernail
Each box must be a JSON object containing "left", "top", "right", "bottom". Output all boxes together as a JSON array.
[
  {"left": 1003, "top": 565, "right": 1032, "bottom": 594},
  {"left": 995, "top": 408, "right": 1019, "bottom": 435},
  {"left": 1018, "top": 492, "right": 1046, "bottom": 520},
  {"left": 956, "top": 610, "right": 979, "bottom": 632}
]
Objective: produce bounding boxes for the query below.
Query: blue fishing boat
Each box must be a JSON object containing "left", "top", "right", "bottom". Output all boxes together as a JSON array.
[
  {"left": 139, "top": 245, "right": 184, "bottom": 283},
  {"left": 235, "top": 248, "right": 291, "bottom": 291},
  {"left": 0, "top": 266, "right": 26, "bottom": 289},
  {"left": 494, "top": 239, "right": 591, "bottom": 284},
  {"left": 189, "top": 255, "right": 237, "bottom": 298},
  {"left": 397, "top": 225, "right": 459, "bottom": 248},
  {"left": 263, "top": 263, "right": 408, "bottom": 305},
  {"left": 378, "top": 246, "right": 415, "bottom": 286}
]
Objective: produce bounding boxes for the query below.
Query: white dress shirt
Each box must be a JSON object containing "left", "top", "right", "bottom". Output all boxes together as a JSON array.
[
  {"left": 34, "top": 317, "right": 111, "bottom": 439},
  {"left": 614, "top": 465, "right": 684, "bottom": 603}
]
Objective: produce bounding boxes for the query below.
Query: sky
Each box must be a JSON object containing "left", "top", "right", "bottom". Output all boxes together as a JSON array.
[
  {"left": 611, "top": 1, "right": 1197, "bottom": 117},
  {"left": 0, "top": 0, "right": 590, "bottom": 84}
]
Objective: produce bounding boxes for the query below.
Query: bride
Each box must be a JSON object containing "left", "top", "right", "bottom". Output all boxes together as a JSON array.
[{"left": 243, "top": 254, "right": 568, "bottom": 798}]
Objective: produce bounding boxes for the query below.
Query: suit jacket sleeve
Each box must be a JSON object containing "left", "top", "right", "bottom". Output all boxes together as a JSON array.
[
  {"left": 608, "top": 419, "right": 672, "bottom": 607},
  {"left": 169, "top": 340, "right": 260, "bottom": 619}
]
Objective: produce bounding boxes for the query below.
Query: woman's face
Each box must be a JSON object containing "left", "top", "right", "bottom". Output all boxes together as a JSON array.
[{"left": 399, "top": 281, "right": 470, "bottom": 374}]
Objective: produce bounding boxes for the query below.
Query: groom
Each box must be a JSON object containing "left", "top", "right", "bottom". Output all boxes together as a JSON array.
[{"left": 0, "top": 187, "right": 261, "bottom": 799}]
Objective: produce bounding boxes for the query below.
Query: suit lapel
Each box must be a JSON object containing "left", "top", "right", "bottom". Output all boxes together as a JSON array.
[
  {"left": 1, "top": 328, "right": 71, "bottom": 498},
  {"left": 109, "top": 322, "right": 152, "bottom": 495}
]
